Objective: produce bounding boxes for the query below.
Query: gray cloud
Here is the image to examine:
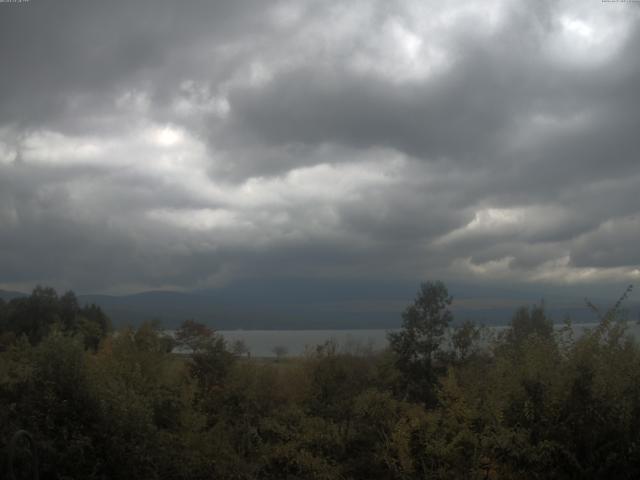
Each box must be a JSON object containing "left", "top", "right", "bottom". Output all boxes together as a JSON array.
[{"left": 0, "top": 0, "right": 638, "bottom": 297}]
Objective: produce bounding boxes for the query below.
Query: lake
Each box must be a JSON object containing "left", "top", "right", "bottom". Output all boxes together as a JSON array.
[
  {"left": 218, "top": 322, "right": 640, "bottom": 357},
  {"left": 218, "top": 329, "right": 391, "bottom": 357}
]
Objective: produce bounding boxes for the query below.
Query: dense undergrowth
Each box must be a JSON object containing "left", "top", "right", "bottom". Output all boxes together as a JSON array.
[{"left": 1, "top": 283, "right": 639, "bottom": 479}]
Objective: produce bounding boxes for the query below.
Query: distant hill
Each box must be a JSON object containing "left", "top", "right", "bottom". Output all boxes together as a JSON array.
[
  {"left": 0, "top": 289, "right": 27, "bottom": 301},
  {"left": 76, "top": 287, "right": 638, "bottom": 330},
  {"left": 3, "top": 283, "right": 638, "bottom": 330}
]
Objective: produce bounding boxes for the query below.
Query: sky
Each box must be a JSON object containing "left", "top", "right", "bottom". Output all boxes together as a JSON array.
[{"left": 0, "top": 0, "right": 639, "bottom": 304}]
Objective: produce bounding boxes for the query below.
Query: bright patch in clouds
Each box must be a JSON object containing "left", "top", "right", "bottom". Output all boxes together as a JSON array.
[
  {"left": 20, "top": 131, "right": 103, "bottom": 165},
  {"left": 548, "top": 5, "right": 636, "bottom": 65},
  {"left": 150, "top": 125, "right": 185, "bottom": 147},
  {"left": 436, "top": 207, "right": 525, "bottom": 245},
  {"left": 467, "top": 208, "right": 523, "bottom": 231},
  {"left": 453, "top": 256, "right": 515, "bottom": 278},
  {"left": 0, "top": 136, "right": 17, "bottom": 165},
  {"left": 148, "top": 208, "right": 247, "bottom": 231}
]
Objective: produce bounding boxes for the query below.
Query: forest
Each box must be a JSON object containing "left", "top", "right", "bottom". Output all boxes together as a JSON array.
[{"left": 1, "top": 282, "right": 639, "bottom": 479}]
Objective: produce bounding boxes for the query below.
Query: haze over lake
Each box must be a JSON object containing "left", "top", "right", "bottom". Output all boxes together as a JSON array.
[{"left": 219, "top": 322, "right": 640, "bottom": 357}]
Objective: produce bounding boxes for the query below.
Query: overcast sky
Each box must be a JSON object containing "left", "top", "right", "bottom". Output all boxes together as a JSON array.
[{"left": 0, "top": 0, "right": 639, "bottom": 299}]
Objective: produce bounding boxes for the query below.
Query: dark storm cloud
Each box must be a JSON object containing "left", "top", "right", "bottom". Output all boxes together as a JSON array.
[
  {"left": 223, "top": 51, "right": 528, "bottom": 166},
  {"left": 0, "top": 0, "right": 264, "bottom": 129},
  {"left": 0, "top": 0, "right": 638, "bottom": 293},
  {"left": 222, "top": 10, "right": 640, "bottom": 181},
  {"left": 570, "top": 215, "right": 640, "bottom": 269}
]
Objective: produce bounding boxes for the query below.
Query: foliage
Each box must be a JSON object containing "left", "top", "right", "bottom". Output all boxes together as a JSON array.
[
  {"left": 0, "top": 286, "right": 110, "bottom": 349},
  {"left": 387, "top": 280, "right": 453, "bottom": 405},
  {"left": 505, "top": 303, "right": 554, "bottom": 347},
  {"left": 2, "top": 283, "right": 640, "bottom": 479},
  {"left": 174, "top": 319, "right": 214, "bottom": 352}
]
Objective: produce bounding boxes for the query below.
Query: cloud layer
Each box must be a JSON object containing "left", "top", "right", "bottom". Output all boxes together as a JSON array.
[{"left": 0, "top": 0, "right": 639, "bottom": 294}]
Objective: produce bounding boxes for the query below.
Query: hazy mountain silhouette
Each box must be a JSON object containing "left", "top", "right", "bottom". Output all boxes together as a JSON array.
[{"left": 5, "top": 281, "right": 636, "bottom": 329}]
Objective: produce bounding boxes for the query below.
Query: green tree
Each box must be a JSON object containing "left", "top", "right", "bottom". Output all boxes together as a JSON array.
[
  {"left": 505, "top": 303, "right": 553, "bottom": 348},
  {"left": 175, "top": 320, "right": 236, "bottom": 411},
  {"left": 175, "top": 319, "right": 215, "bottom": 354},
  {"left": 388, "top": 281, "right": 453, "bottom": 405},
  {"left": 451, "top": 320, "right": 481, "bottom": 363},
  {"left": 0, "top": 287, "right": 110, "bottom": 349},
  {"left": 5, "top": 286, "right": 61, "bottom": 344},
  {"left": 78, "top": 302, "right": 112, "bottom": 350}
]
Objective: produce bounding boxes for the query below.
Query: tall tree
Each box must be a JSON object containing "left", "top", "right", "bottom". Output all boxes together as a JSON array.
[
  {"left": 388, "top": 281, "right": 453, "bottom": 406},
  {"left": 175, "top": 319, "right": 215, "bottom": 354},
  {"left": 507, "top": 303, "right": 553, "bottom": 347}
]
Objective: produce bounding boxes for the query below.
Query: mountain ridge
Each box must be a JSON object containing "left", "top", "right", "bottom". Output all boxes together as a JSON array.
[{"left": 3, "top": 284, "right": 637, "bottom": 330}]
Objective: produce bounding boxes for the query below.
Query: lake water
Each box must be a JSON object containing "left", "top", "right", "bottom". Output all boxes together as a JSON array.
[
  {"left": 218, "top": 322, "right": 640, "bottom": 357},
  {"left": 219, "top": 329, "right": 391, "bottom": 357}
]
